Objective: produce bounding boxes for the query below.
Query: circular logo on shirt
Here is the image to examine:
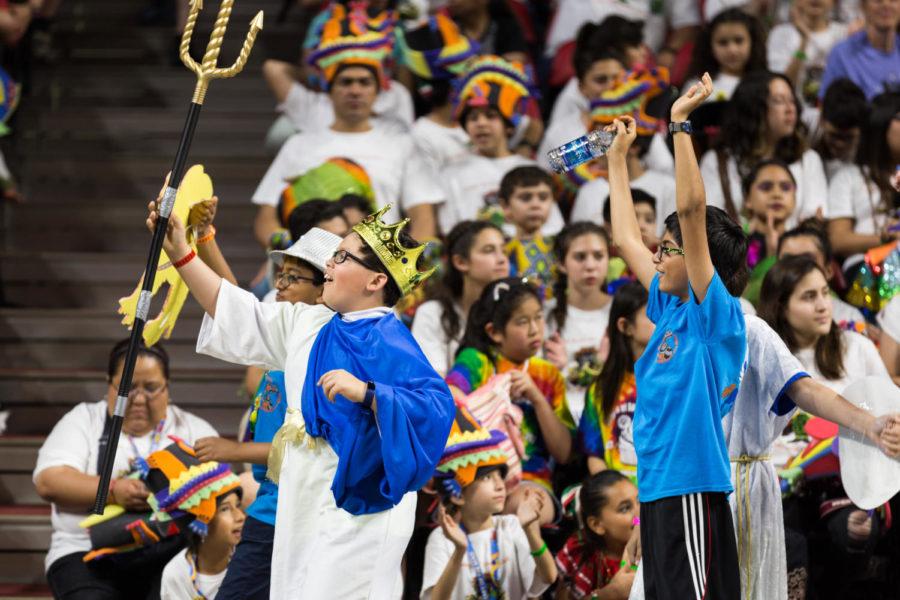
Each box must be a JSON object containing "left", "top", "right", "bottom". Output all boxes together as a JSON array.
[{"left": 656, "top": 330, "right": 678, "bottom": 364}]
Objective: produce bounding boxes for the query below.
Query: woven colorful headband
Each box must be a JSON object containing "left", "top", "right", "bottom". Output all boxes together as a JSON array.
[
  {"left": 395, "top": 14, "right": 478, "bottom": 81},
  {"left": 436, "top": 405, "right": 508, "bottom": 489},
  {"left": 589, "top": 67, "right": 670, "bottom": 136},
  {"left": 452, "top": 55, "right": 534, "bottom": 126}
]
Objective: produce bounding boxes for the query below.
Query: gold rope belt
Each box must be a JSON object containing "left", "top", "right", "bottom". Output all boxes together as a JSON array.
[
  {"left": 730, "top": 454, "right": 770, "bottom": 600},
  {"left": 266, "top": 408, "right": 318, "bottom": 484}
]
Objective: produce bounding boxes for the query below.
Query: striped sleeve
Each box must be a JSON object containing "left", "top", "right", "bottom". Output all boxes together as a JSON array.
[{"left": 445, "top": 347, "right": 492, "bottom": 395}]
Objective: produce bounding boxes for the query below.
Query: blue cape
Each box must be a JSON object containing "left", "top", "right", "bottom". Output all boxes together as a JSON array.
[{"left": 301, "top": 312, "right": 455, "bottom": 515}]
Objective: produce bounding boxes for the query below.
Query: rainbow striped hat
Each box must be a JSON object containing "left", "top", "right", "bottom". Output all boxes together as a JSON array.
[
  {"left": 278, "top": 156, "right": 375, "bottom": 225},
  {"left": 395, "top": 14, "right": 478, "bottom": 81},
  {"left": 308, "top": 4, "right": 395, "bottom": 90},
  {"left": 452, "top": 55, "right": 534, "bottom": 127},
  {"left": 589, "top": 67, "right": 670, "bottom": 136},
  {"left": 145, "top": 438, "right": 241, "bottom": 537},
  {"left": 436, "top": 405, "right": 508, "bottom": 492}
]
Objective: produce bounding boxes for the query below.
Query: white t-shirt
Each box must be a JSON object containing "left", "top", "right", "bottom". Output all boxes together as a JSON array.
[
  {"left": 827, "top": 164, "right": 884, "bottom": 268},
  {"left": 439, "top": 153, "right": 565, "bottom": 236},
  {"left": 878, "top": 295, "right": 900, "bottom": 343},
  {"left": 547, "top": 302, "right": 613, "bottom": 423},
  {"left": 794, "top": 329, "right": 890, "bottom": 393},
  {"left": 279, "top": 80, "right": 414, "bottom": 134},
  {"left": 421, "top": 514, "right": 552, "bottom": 600},
  {"left": 767, "top": 22, "right": 848, "bottom": 103},
  {"left": 411, "top": 299, "right": 465, "bottom": 377},
  {"left": 252, "top": 127, "right": 445, "bottom": 223},
  {"left": 832, "top": 295, "right": 866, "bottom": 327},
  {"left": 33, "top": 401, "right": 218, "bottom": 570},
  {"left": 570, "top": 168, "right": 676, "bottom": 236},
  {"left": 161, "top": 548, "right": 227, "bottom": 600},
  {"left": 545, "top": 0, "right": 701, "bottom": 57},
  {"left": 548, "top": 78, "right": 588, "bottom": 131},
  {"left": 411, "top": 117, "right": 472, "bottom": 181},
  {"left": 700, "top": 148, "right": 828, "bottom": 227}
]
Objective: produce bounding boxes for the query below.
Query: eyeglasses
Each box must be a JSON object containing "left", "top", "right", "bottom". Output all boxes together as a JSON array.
[
  {"left": 275, "top": 272, "right": 318, "bottom": 287},
  {"left": 655, "top": 244, "right": 685, "bottom": 261},
  {"left": 755, "top": 181, "right": 795, "bottom": 193},
  {"left": 109, "top": 381, "right": 167, "bottom": 399},
  {"left": 332, "top": 249, "right": 377, "bottom": 271}
]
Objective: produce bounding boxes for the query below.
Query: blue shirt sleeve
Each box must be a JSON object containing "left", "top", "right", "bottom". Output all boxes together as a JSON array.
[
  {"left": 687, "top": 272, "right": 744, "bottom": 343},
  {"left": 818, "top": 39, "right": 847, "bottom": 99}
]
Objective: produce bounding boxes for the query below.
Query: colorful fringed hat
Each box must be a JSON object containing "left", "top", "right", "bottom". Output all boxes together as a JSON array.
[
  {"left": 435, "top": 404, "right": 508, "bottom": 495},
  {"left": 278, "top": 156, "right": 375, "bottom": 225},
  {"left": 307, "top": 3, "right": 395, "bottom": 90},
  {"left": 452, "top": 55, "right": 534, "bottom": 127},
  {"left": 352, "top": 204, "right": 437, "bottom": 295},
  {"left": 145, "top": 438, "right": 242, "bottom": 537},
  {"left": 395, "top": 14, "right": 478, "bottom": 81},
  {"left": 589, "top": 67, "right": 670, "bottom": 136}
]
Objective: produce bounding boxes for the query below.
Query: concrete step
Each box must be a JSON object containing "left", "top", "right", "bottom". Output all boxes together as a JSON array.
[
  {"left": 0, "top": 506, "right": 51, "bottom": 552},
  {"left": 0, "top": 553, "right": 47, "bottom": 587}
]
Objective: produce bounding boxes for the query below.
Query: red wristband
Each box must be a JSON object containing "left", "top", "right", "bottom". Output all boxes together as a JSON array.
[
  {"left": 172, "top": 249, "right": 196, "bottom": 268},
  {"left": 108, "top": 478, "right": 118, "bottom": 505}
]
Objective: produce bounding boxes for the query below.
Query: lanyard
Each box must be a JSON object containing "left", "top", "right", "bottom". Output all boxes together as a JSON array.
[
  {"left": 460, "top": 524, "right": 502, "bottom": 600},
  {"left": 126, "top": 418, "right": 165, "bottom": 476},
  {"left": 186, "top": 551, "right": 208, "bottom": 600}
]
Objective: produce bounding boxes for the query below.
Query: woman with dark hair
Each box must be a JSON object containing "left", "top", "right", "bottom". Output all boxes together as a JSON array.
[
  {"left": 826, "top": 91, "right": 900, "bottom": 274},
  {"left": 700, "top": 71, "right": 828, "bottom": 225},
  {"left": 33, "top": 340, "right": 219, "bottom": 599},
  {"left": 411, "top": 221, "right": 509, "bottom": 376},
  {"left": 758, "top": 255, "right": 889, "bottom": 391}
]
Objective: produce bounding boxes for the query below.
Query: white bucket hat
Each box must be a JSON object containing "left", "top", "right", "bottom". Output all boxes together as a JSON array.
[
  {"left": 839, "top": 376, "right": 900, "bottom": 510},
  {"left": 269, "top": 227, "right": 342, "bottom": 273}
]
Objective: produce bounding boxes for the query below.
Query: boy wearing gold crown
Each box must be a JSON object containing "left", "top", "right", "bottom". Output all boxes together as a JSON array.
[{"left": 147, "top": 200, "right": 456, "bottom": 599}]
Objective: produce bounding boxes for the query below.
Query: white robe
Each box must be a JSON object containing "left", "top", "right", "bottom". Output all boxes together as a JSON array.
[
  {"left": 196, "top": 281, "right": 415, "bottom": 599},
  {"left": 630, "top": 315, "right": 807, "bottom": 600}
]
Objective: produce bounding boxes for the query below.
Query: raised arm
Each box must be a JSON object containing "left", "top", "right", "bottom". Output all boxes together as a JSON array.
[
  {"left": 190, "top": 197, "right": 238, "bottom": 286},
  {"left": 671, "top": 73, "right": 715, "bottom": 302},
  {"left": 607, "top": 117, "right": 657, "bottom": 290}
]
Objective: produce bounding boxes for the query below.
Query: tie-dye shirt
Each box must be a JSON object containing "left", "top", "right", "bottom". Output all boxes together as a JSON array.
[
  {"left": 578, "top": 372, "right": 638, "bottom": 482},
  {"left": 446, "top": 348, "right": 575, "bottom": 490}
]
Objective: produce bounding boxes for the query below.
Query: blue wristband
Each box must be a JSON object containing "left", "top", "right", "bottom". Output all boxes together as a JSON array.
[{"left": 362, "top": 381, "right": 376, "bottom": 410}]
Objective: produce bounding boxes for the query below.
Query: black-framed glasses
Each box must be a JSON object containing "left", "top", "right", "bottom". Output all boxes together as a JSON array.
[
  {"left": 109, "top": 381, "right": 168, "bottom": 399},
  {"left": 655, "top": 244, "right": 685, "bottom": 261},
  {"left": 332, "top": 249, "right": 377, "bottom": 271},
  {"left": 275, "top": 272, "right": 318, "bottom": 287}
]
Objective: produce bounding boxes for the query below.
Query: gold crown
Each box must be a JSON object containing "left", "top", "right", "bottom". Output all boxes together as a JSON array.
[{"left": 352, "top": 204, "right": 435, "bottom": 296}]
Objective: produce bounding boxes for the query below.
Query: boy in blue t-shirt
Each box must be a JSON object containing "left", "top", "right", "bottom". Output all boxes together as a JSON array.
[
  {"left": 606, "top": 73, "right": 748, "bottom": 600},
  {"left": 191, "top": 229, "right": 340, "bottom": 600}
]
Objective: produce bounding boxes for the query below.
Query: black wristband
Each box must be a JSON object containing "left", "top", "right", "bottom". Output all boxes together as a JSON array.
[{"left": 362, "top": 381, "right": 376, "bottom": 410}]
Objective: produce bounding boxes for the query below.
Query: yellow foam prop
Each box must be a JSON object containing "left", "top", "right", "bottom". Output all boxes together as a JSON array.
[
  {"left": 79, "top": 504, "right": 125, "bottom": 529},
  {"left": 118, "top": 165, "right": 213, "bottom": 346}
]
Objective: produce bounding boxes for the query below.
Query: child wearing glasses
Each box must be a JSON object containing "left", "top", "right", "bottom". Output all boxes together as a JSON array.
[
  {"left": 146, "top": 199, "right": 455, "bottom": 599},
  {"left": 606, "top": 73, "right": 749, "bottom": 599}
]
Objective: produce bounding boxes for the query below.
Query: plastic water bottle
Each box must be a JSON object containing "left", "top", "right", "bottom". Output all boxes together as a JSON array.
[{"left": 546, "top": 129, "right": 616, "bottom": 173}]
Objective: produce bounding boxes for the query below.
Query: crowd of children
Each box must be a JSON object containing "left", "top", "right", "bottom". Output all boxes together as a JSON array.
[{"left": 31, "top": 0, "right": 900, "bottom": 598}]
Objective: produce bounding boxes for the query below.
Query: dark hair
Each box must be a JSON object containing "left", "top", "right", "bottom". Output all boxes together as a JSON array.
[
  {"left": 572, "top": 22, "right": 628, "bottom": 81},
  {"left": 287, "top": 199, "right": 348, "bottom": 241},
  {"left": 357, "top": 227, "right": 424, "bottom": 307},
  {"left": 663, "top": 206, "right": 749, "bottom": 296},
  {"left": 457, "top": 277, "right": 543, "bottom": 363},
  {"left": 687, "top": 8, "right": 766, "bottom": 80},
  {"left": 595, "top": 282, "right": 648, "bottom": 419},
  {"left": 717, "top": 71, "right": 808, "bottom": 175},
  {"left": 740, "top": 158, "right": 796, "bottom": 196},
  {"left": 821, "top": 78, "right": 868, "bottom": 130},
  {"left": 550, "top": 222, "right": 611, "bottom": 332},
  {"left": 579, "top": 470, "right": 632, "bottom": 556},
  {"left": 777, "top": 219, "right": 833, "bottom": 265},
  {"left": 429, "top": 221, "right": 505, "bottom": 343},
  {"left": 856, "top": 91, "right": 900, "bottom": 207},
  {"left": 758, "top": 255, "right": 845, "bottom": 379},
  {"left": 338, "top": 193, "right": 374, "bottom": 217},
  {"left": 107, "top": 338, "right": 170, "bottom": 382},
  {"left": 331, "top": 63, "right": 380, "bottom": 91},
  {"left": 602, "top": 188, "right": 657, "bottom": 224},
  {"left": 498, "top": 166, "right": 555, "bottom": 204}
]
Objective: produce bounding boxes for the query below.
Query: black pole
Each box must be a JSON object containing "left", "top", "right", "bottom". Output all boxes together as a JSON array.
[{"left": 92, "top": 102, "right": 203, "bottom": 514}]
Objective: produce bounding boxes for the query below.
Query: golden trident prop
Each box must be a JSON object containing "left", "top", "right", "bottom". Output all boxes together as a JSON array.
[{"left": 92, "top": 0, "right": 263, "bottom": 514}]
